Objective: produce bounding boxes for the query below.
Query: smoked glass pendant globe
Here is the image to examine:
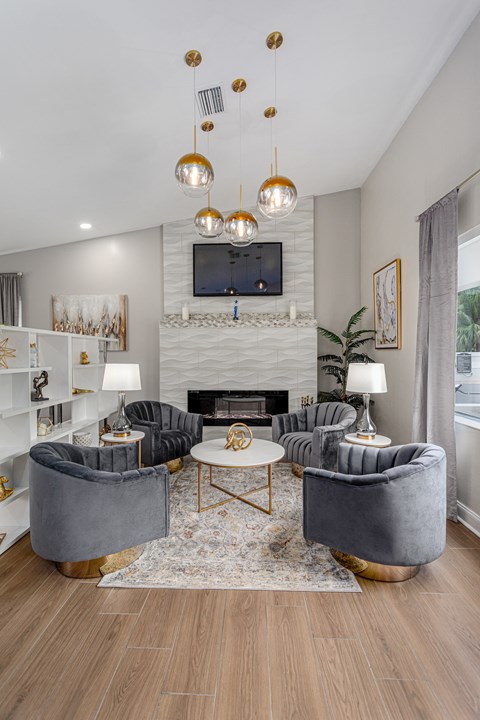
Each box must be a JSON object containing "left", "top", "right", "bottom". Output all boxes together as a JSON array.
[
  {"left": 224, "top": 210, "right": 258, "bottom": 247},
  {"left": 254, "top": 277, "right": 268, "bottom": 291},
  {"left": 194, "top": 206, "right": 224, "bottom": 238},
  {"left": 175, "top": 152, "right": 214, "bottom": 198},
  {"left": 257, "top": 175, "right": 297, "bottom": 219}
]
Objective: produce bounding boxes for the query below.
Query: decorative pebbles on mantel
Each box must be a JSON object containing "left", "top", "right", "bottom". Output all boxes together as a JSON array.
[{"left": 160, "top": 312, "right": 318, "bottom": 329}]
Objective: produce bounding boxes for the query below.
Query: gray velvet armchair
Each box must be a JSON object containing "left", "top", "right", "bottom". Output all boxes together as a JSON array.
[
  {"left": 303, "top": 442, "right": 446, "bottom": 581},
  {"left": 272, "top": 401, "right": 357, "bottom": 474},
  {"left": 29, "top": 442, "right": 169, "bottom": 577},
  {"left": 125, "top": 400, "right": 203, "bottom": 467}
]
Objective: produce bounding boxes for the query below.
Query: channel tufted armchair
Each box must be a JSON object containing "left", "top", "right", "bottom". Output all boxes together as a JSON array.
[
  {"left": 303, "top": 442, "right": 446, "bottom": 581},
  {"left": 29, "top": 442, "right": 169, "bottom": 577},
  {"left": 125, "top": 400, "right": 203, "bottom": 469},
  {"left": 272, "top": 401, "right": 357, "bottom": 475}
]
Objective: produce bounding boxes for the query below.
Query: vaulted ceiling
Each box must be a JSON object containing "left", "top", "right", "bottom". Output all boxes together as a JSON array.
[{"left": 0, "top": 0, "right": 479, "bottom": 253}]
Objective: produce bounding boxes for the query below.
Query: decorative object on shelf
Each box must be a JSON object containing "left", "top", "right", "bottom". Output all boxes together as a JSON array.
[
  {"left": 233, "top": 299, "right": 239, "bottom": 321},
  {"left": 50, "top": 403, "right": 63, "bottom": 427},
  {"left": 289, "top": 299, "right": 297, "bottom": 321},
  {"left": 102, "top": 363, "right": 141, "bottom": 436},
  {"left": 175, "top": 50, "right": 214, "bottom": 198},
  {"left": 80, "top": 351, "right": 90, "bottom": 364},
  {"left": 72, "top": 387, "right": 94, "bottom": 394},
  {"left": 0, "top": 533, "right": 5, "bottom": 545},
  {"left": 346, "top": 362, "right": 387, "bottom": 439},
  {"left": 29, "top": 342, "right": 39, "bottom": 368},
  {"left": 0, "top": 476, "right": 13, "bottom": 502},
  {"left": 99, "top": 418, "right": 111, "bottom": 442},
  {"left": 0, "top": 337, "right": 16, "bottom": 369},
  {"left": 317, "top": 306, "right": 375, "bottom": 410},
  {"left": 73, "top": 431, "right": 92, "bottom": 447},
  {"left": 257, "top": 32, "right": 297, "bottom": 220},
  {"left": 32, "top": 370, "right": 49, "bottom": 401},
  {"left": 224, "top": 422, "right": 253, "bottom": 452},
  {"left": 194, "top": 122, "right": 224, "bottom": 238},
  {"left": 182, "top": 303, "right": 190, "bottom": 321},
  {"left": 37, "top": 417, "right": 53, "bottom": 436},
  {"left": 373, "top": 258, "right": 402, "bottom": 349},
  {"left": 225, "top": 78, "right": 258, "bottom": 247},
  {"left": 301, "top": 395, "right": 314, "bottom": 408},
  {"left": 254, "top": 248, "right": 268, "bottom": 291},
  {"left": 52, "top": 294, "right": 127, "bottom": 350}
]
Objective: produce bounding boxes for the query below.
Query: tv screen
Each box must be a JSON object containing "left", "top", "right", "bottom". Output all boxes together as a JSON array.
[{"left": 193, "top": 242, "right": 283, "bottom": 296}]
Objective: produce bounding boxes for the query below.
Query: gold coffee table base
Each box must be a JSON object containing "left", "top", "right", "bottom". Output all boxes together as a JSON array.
[
  {"left": 197, "top": 462, "right": 273, "bottom": 515},
  {"left": 330, "top": 549, "right": 420, "bottom": 583}
]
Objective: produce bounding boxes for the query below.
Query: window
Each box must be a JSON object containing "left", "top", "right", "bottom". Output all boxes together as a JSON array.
[{"left": 456, "top": 227, "right": 480, "bottom": 420}]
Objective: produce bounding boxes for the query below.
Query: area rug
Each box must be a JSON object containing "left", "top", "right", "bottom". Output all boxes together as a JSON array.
[{"left": 98, "top": 462, "right": 360, "bottom": 592}]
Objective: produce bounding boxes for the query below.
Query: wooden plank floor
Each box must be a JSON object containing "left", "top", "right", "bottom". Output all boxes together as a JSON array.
[{"left": 0, "top": 521, "right": 479, "bottom": 719}]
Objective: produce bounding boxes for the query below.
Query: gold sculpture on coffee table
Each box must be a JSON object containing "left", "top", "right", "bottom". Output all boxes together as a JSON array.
[{"left": 224, "top": 422, "right": 253, "bottom": 451}]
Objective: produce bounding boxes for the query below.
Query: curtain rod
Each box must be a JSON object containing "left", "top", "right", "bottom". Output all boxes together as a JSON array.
[
  {"left": 415, "top": 166, "right": 480, "bottom": 222},
  {"left": 0, "top": 272, "right": 23, "bottom": 276}
]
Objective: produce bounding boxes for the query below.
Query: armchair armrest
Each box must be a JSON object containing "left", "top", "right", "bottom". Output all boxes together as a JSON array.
[
  {"left": 170, "top": 408, "right": 203, "bottom": 444},
  {"left": 303, "top": 466, "right": 387, "bottom": 487},
  {"left": 272, "top": 408, "right": 307, "bottom": 442},
  {"left": 311, "top": 423, "right": 347, "bottom": 471}
]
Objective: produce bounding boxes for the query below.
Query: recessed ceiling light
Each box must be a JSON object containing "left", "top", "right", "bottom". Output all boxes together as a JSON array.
[{"left": 80, "top": 222, "right": 92, "bottom": 230}]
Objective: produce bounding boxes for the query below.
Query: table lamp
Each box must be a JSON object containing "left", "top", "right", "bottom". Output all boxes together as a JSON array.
[
  {"left": 102, "top": 363, "right": 141, "bottom": 437},
  {"left": 346, "top": 363, "right": 387, "bottom": 439}
]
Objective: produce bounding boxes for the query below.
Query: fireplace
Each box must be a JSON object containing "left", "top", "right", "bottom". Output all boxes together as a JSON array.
[{"left": 188, "top": 390, "right": 289, "bottom": 426}]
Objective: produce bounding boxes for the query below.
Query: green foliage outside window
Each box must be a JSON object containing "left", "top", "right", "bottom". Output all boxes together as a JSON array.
[{"left": 457, "top": 287, "right": 480, "bottom": 352}]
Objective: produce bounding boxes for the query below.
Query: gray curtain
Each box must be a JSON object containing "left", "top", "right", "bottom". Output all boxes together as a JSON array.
[
  {"left": 0, "top": 274, "right": 21, "bottom": 326},
  {"left": 412, "top": 189, "right": 458, "bottom": 520}
]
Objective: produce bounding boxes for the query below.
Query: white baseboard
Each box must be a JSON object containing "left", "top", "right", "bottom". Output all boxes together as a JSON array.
[{"left": 457, "top": 501, "right": 480, "bottom": 538}]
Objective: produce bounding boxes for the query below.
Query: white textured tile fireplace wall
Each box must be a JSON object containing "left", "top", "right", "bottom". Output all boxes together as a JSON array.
[{"left": 160, "top": 197, "right": 316, "bottom": 412}]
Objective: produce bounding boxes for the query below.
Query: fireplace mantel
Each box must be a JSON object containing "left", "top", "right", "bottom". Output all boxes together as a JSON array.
[{"left": 160, "top": 312, "right": 317, "bottom": 329}]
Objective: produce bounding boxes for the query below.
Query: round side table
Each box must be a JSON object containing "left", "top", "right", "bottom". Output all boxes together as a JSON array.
[
  {"left": 101, "top": 430, "right": 145, "bottom": 467},
  {"left": 344, "top": 433, "right": 391, "bottom": 448}
]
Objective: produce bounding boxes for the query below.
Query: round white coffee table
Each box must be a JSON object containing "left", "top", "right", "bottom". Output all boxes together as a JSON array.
[
  {"left": 190, "top": 438, "right": 285, "bottom": 515},
  {"left": 101, "top": 430, "right": 145, "bottom": 467},
  {"left": 344, "top": 433, "right": 391, "bottom": 448}
]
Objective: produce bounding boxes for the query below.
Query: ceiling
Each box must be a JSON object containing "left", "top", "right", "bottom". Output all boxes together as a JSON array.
[{"left": 0, "top": 0, "right": 479, "bottom": 254}]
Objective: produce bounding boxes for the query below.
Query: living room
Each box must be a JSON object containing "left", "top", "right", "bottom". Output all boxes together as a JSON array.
[{"left": 1, "top": 2, "right": 480, "bottom": 718}]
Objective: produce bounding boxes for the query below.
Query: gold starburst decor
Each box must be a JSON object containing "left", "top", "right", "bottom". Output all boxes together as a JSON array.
[
  {"left": 0, "top": 338, "right": 16, "bottom": 369},
  {"left": 224, "top": 422, "right": 253, "bottom": 452}
]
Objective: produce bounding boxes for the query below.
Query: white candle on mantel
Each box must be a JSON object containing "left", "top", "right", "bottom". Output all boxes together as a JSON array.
[
  {"left": 289, "top": 301, "right": 297, "bottom": 321},
  {"left": 182, "top": 304, "right": 190, "bottom": 321}
]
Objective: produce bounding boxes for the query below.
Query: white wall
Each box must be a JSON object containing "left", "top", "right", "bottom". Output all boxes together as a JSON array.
[
  {"left": 0, "top": 227, "right": 163, "bottom": 403},
  {"left": 361, "top": 14, "right": 480, "bottom": 520}
]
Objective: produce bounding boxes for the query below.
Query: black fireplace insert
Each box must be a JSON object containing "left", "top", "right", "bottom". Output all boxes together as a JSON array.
[{"left": 188, "top": 390, "right": 289, "bottom": 426}]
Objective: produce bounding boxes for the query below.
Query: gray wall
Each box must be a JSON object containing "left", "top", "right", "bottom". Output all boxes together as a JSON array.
[{"left": 0, "top": 226, "right": 163, "bottom": 403}]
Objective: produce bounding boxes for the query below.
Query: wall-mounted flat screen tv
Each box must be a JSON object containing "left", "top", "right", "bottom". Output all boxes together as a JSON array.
[{"left": 193, "top": 242, "right": 283, "bottom": 296}]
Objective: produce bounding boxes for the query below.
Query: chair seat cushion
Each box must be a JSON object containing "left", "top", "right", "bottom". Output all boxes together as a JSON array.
[
  {"left": 159, "top": 429, "right": 194, "bottom": 463},
  {"left": 279, "top": 432, "right": 312, "bottom": 467}
]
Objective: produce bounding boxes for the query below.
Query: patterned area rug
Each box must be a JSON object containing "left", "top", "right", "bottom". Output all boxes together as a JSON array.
[{"left": 98, "top": 462, "right": 360, "bottom": 592}]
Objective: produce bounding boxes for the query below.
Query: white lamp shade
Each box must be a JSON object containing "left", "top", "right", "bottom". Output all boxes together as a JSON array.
[
  {"left": 346, "top": 363, "right": 387, "bottom": 394},
  {"left": 102, "top": 363, "right": 141, "bottom": 391}
]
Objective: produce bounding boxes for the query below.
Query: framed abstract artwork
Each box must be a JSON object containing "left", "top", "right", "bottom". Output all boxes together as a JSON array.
[
  {"left": 52, "top": 294, "right": 127, "bottom": 351},
  {"left": 373, "top": 259, "right": 401, "bottom": 349}
]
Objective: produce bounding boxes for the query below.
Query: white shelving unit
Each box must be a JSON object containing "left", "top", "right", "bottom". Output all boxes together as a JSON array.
[{"left": 0, "top": 325, "right": 118, "bottom": 555}]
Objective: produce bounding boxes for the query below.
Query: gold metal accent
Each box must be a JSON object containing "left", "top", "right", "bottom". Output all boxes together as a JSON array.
[
  {"left": 330, "top": 549, "right": 420, "bottom": 583},
  {"left": 80, "top": 351, "right": 89, "bottom": 364},
  {"left": 166, "top": 458, "right": 184, "bottom": 474},
  {"left": 184, "top": 50, "right": 202, "bottom": 67},
  {"left": 195, "top": 206, "right": 223, "bottom": 223},
  {"left": 201, "top": 120, "right": 214, "bottom": 132},
  {"left": 266, "top": 31, "right": 283, "bottom": 50},
  {"left": 259, "top": 174, "right": 296, "bottom": 192},
  {"left": 56, "top": 545, "right": 144, "bottom": 579},
  {"left": 264, "top": 106, "right": 277, "bottom": 119},
  {"left": 197, "top": 461, "right": 273, "bottom": 515},
  {"left": 224, "top": 422, "right": 253, "bottom": 452},
  {"left": 231, "top": 78, "right": 247, "bottom": 93},
  {"left": 176, "top": 151, "right": 213, "bottom": 170},
  {"left": 0, "top": 476, "right": 14, "bottom": 502},
  {"left": 291, "top": 463, "right": 304, "bottom": 479},
  {"left": 0, "top": 337, "right": 16, "bottom": 369},
  {"left": 225, "top": 209, "right": 257, "bottom": 224},
  {"left": 72, "top": 387, "right": 94, "bottom": 394},
  {"left": 112, "top": 431, "right": 130, "bottom": 438}
]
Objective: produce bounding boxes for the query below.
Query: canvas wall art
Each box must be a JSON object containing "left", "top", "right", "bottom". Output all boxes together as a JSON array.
[
  {"left": 373, "top": 259, "right": 401, "bottom": 349},
  {"left": 52, "top": 294, "right": 127, "bottom": 350}
]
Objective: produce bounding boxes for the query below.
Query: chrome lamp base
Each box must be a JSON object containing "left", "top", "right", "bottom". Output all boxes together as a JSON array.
[
  {"left": 112, "top": 390, "right": 132, "bottom": 437},
  {"left": 356, "top": 393, "right": 376, "bottom": 439}
]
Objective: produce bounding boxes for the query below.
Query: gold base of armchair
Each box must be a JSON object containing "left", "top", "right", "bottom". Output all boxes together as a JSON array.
[
  {"left": 165, "top": 457, "right": 184, "bottom": 474},
  {"left": 292, "top": 463, "right": 304, "bottom": 479},
  {"left": 56, "top": 544, "right": 144, "bottom": 579},
  {"left": 330, "top": 549, "right": 420, "bottom": 583}
]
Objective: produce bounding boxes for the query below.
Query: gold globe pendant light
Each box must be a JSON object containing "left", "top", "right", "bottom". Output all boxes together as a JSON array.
[
  {"left": 175, "top": 50, "right": 214, "bottom": 198},
  {"left": 225, "top": 78, "right": 258, "bottom": 248},
  {"left": 257, "top": 32, "right": 298, "bottom": 219},
  {"left": 194, "top": 121, "right": 224, "bottom": 238}
]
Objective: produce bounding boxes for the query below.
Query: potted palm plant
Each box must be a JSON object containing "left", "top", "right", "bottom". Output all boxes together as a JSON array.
[{"left": 317, "top": 306, "right": 376, "bottom": 410}]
